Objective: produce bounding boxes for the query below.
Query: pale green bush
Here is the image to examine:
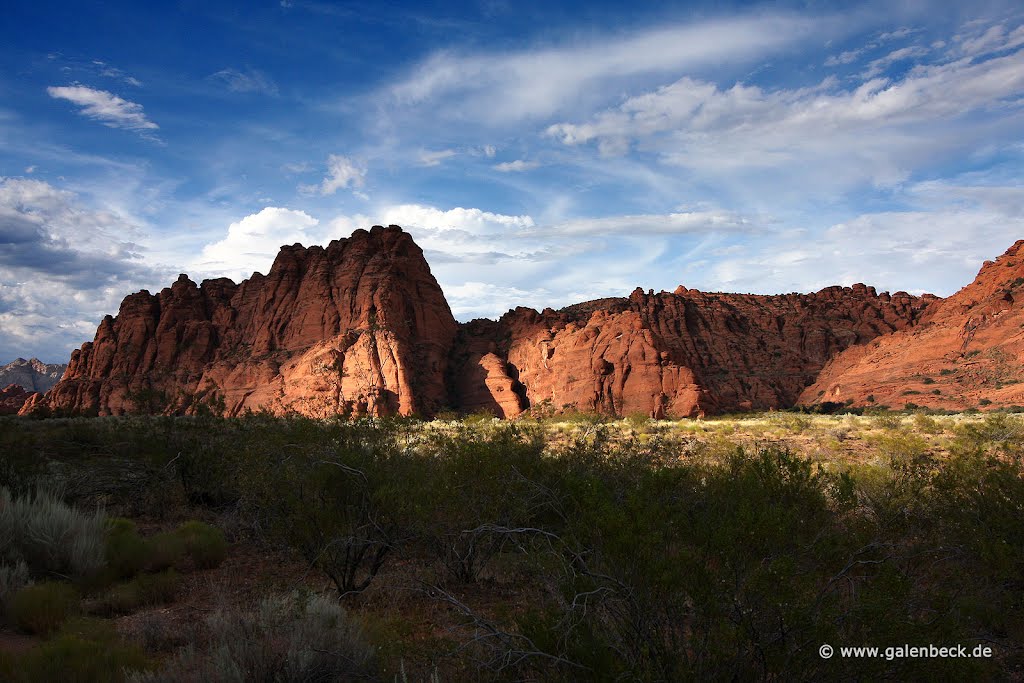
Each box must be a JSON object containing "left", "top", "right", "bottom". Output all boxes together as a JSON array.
[
  {"left": 128, "top": 592, "right": 375, "bottom": 682},
  {"left": 1, "top": 487, "right": 106, "bottom": 577}
]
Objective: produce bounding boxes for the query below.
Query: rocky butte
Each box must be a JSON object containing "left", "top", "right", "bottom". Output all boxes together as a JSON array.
[{"left": 27, "top": 224, "right": 1018, "bottom": 419}]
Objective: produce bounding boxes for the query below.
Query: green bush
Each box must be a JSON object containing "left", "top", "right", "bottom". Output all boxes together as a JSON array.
[
  {"left": 0, "top": 617, "right": 150, "bottom": 682},
  {"left": 134, "top": 569, "right": 180, "bottom": 605},
  {"left": 96, "top": 570, "right": 180, "bottom": 615},
  {"left": 409, "top": 423, "right": 548, "bottom": 583},
  {"left": 105, "top": 519, "right": 151, "bottom": 579},
  {"left": 174, "top": 521, "right": 227, "bottom": 570},
  {"left": 146, "top": 532, "right": 185, "bottom": 571},
  {"left": 9, "top": 581, "right": 79, "bottom": 635}
]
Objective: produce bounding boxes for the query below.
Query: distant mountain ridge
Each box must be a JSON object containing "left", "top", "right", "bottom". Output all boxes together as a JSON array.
[{"left": 0, "top": 358, "right": 67, "bottom": 392}]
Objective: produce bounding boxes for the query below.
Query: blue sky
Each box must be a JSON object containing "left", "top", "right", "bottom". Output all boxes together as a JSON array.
[{"left": 2, "top": 0, "right": 1024, "bottom": 363}]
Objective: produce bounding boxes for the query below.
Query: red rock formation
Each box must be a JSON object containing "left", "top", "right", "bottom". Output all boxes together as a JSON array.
[
  {"left": 0, "top": 385, "right": 36, "bottom": 415},
  {"left": 801, "top": 240, "right": 1024, "bottom": 411},
  {"left": 31, "top": 226, "right": 458, "bottom": 417},
  {"left": 31, "top": 223, "right": 976, "bottom": 419},
  {"left": 452, "top": 284, "right": 934, "bottom": 418}
]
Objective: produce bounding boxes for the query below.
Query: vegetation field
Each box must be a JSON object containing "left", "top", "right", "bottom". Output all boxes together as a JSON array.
[{"left": 0, "top": 409, "right": 1022, "bottom": 681}]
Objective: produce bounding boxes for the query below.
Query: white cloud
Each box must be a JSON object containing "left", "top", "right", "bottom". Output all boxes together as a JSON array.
[
  {"left": 546, "top": 44, "right": 1024, "bottom": 193},
  {"left": 825, "top": 48, "right": 864, "bottom": 66},
  {"left": 493, "top": 159, "right": 539, "bottom": 172},
  {"left": 956, "top": 22, "right": 1024, "bottom": 57},
  {"left": 0, "top": 177, "right": 163, "bottom": 362},
  {"left": 445, "top": 282, "right": 556, "bottom": 320},
  {"left": 389, "top": 13, "right": 829, "bottom": 123},
  {"left": 418, "top": 148, "right": 457, "bottom": 166},
  {"left": 209, "top": 68, "right": 279, "bottom": 95},
  {"left": 192, "top": 207, "right": 320, "bottom": 281},
  {"left": 46, "top": 85, "right": 159, "bottom": 134},
  {"left": 549, "top": 211, "right": 760, "bottom": 236},
  {"left": 92, "top": 60, "right": 143, "bottom": 87},
  {"left": 863, "top": 44, "right": 930, "bottom": 77},
  {"left": 301, "top": 154, "right": 366, "bottom": 196},
  {"left": 320, "top": 203, "right": 761, "bottom": 321}
]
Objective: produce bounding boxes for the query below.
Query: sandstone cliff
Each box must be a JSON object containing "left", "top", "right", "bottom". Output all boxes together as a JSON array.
[
  {"left": 34, "top": 225, "right": 457, "bottom": 417},
  {"left": 0, "top": 385, "right": 36, "bottom": 416},
  {"left": 801, "top": 240, "right": 1024, "bottom": 410},
  {"left": 452, "top": 285, "right": 934, "bottom": 418},
  {"left": 29, "top": 224, "right": 964, "bottom": 419}
]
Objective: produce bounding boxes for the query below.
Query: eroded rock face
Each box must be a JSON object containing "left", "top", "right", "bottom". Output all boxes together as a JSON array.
[
  {"left": 451, "top": 284, "right": 934, "bottom": 418},
  {"left": 801, "top": 240, "right": 1024, "bottom": 411},
  {"left": 32, "top": 226, "right": 458, "bottom": 417},
  {"left": 0, "top": 385, "right": 36, "bottom": 415},
  {"left": 29, "top": 223, "right": 969, "bottom": 419}
]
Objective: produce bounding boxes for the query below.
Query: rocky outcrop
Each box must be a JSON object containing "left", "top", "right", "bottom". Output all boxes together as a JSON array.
[
  {"left": 32, "top": 225, "right": 458, "bottom": 417},
  {"left": 801, "top": 240, "right": 1024, "bottom": 411},
  {"left": 0, "top": 385, "right": 36, "bottom": 415},
  {"left": 451, "top": 284, "right": 934, "bottom": 418},
  {"left": 35, "top": 223, "right": 1001, "bottom": 419},
  {"left": 0, "top": 358, "right": 66, "bottom": 392}
]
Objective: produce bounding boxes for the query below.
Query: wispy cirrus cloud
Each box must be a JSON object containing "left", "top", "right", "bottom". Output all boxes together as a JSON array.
[
  {"left": 208, "top": 67, "right": 279, "bottom": 95},
  {"left": 546, "top": 37, "right": 1024, "bottom": 194},
  {"left": 388, "top": 13, "right": 833, "bottom": 124},
  {"left": 493, "top": 159, "right": 539, "bottom": 172},
  {"left": 46, "top": 85, "right": 159, "bottom": 136},
  {"left": 418, "top": 148, "right": 457, "bottom": 167}
]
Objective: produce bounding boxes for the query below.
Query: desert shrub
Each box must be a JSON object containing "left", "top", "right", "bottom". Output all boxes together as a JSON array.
[
  {"left": 97, "top": 582, "right": 141, "bottom": 615},
  {"left": 174, "top": 521, "right": 227, "bottom": 570},
  {"left": 771, "top": 411, "right": 811, "bottom": 433},
  {"left": 912, "top": 413, "right": 942, "bottom": 434},
  {"left": 2, "top": 487, "right": 106, "bottom": 577},
  {"left": 870, "top": 431, "right": 930, "bottom": 462},
  {"left": 9, "top": 580, "right": 79, "bottom": 635},
  {"left": 130, "top": 592, "right": 375, "bottom": 683},
  {"left": 105, "top": 519, "right": 152, "bottom": 579},
  {"left": 238, "top": 422, "right": 413, "bottom": 596},
  {"left": 146, "top": 531, "right": 186, "bottom": 571},
  {"left": 134, "top": 611, "right": 186, "bottom": 652},
  {"left": 951, "top": 413, "right": 1024, "bottom": 458},
  {"left": 498, "top": 445, "right": 862, "bottom": 680},
  {"left": 96, "top": 570, "right": 180, "bottom": 615},
  {"left": 134, "top": 569, "right": 180, "bottom": 605},
  {"left": 0, "top": 560, "right": 29, "bottom": 610},
  {"left": 625, "top": 411, "right": 651, "bottom": 428},
  {"left": 410, "top": 423, "right": 549, "bottom": 583},
  {"left": 871, "top": 411, "right": 903, "bottom": 430},
  {"left": 0, "top": 617, "right": 150, "bottom": 682}
]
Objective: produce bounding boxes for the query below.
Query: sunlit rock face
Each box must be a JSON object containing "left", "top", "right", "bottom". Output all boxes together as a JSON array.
[
  {"left": 32, "top": 224, "right": 958, "bottom": 419},
  {"left": 35, "top": 225, "right": 457, "bottom": 417},
  {"left": 802, "top": 240, "right": 1024, "bottom": 411}
]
